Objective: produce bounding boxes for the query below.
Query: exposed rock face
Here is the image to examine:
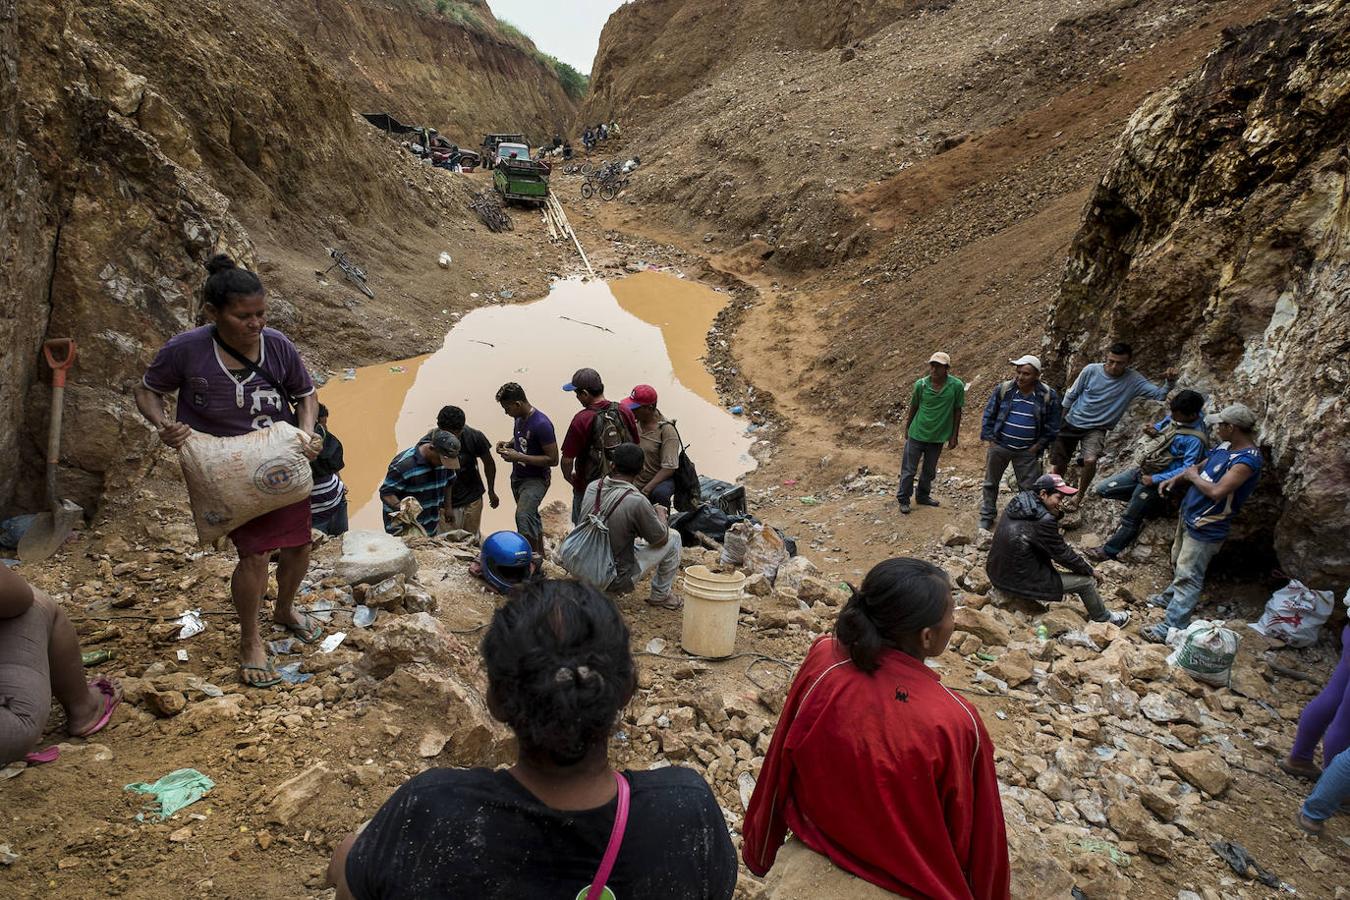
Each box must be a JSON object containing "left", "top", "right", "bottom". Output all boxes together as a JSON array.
[
  {"left": 0, "top": 0, "right": 571, "bottom": 519},
  {"left": 1050, "top": 0, "right": 1350, "bottom": 583}
]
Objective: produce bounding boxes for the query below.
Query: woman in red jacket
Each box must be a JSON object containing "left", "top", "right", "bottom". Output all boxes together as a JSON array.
[{"left": 742, "top": 557, "right": 1010, "bottom": 899}]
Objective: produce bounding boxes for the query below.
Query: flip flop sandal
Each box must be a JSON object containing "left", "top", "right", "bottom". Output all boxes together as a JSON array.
[
  {"left": 24, "top": 745, "right": 61, "bottom": 765},
  {"left": 240, "top": 662, "right": 283, "bottom": 689},
  {"left": 280, "top": 613, "right": 325, "bottom": 645},
  {"left": 72, "top": 676, "right": 122, "bottom": 738}
]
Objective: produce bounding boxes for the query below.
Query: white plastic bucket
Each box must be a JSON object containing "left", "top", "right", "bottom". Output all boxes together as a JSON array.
[{"left": 681, "top": 565, "right": 746, "bottom": 658}]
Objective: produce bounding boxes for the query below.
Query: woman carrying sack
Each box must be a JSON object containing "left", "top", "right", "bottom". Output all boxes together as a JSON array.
[
  {"left": 328, "top": 580, "right": 737, "bottom": 899},
  {"left": 134, "top": 254, "right": 322, "bottom": 688}
]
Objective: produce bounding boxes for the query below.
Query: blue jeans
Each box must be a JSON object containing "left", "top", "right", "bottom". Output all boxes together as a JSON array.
[
  {"left": 1303, "top": 746, "right": 1350, "bottom": 822},
  {"left": 1158, "top": 520, "right": 1223, "bottom": 628},
  {"left": 1095, "top": 468, "right": 1169, "bottom": 557},
  {"left": 511, "top": 477, "right": 549, "bottom": 540},
  {"left": 647, "top": 479, "right": 675, "bottom": 509},
  {"left": 897, "top": 439, "right": 943, "bottom": 503}
]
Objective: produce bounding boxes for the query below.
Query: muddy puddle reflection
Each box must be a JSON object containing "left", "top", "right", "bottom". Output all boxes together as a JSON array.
[{"left": 321, "top": 271, "right": 756, "bottom": 534}]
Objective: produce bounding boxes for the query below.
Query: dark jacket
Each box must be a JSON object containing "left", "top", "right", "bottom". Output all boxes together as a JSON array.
[
  {"left": 986, "top": 491, "right": 1092, "bottom": 601},
  {"left": 980, "top": 380, "right": 1062, "bottom": 451},
  {"left": 310, "top": 428, "right": 345, "bottom": 481}
]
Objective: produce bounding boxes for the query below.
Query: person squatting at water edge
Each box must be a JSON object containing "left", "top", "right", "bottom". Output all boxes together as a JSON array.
[
  {"left": 743, "top": 557, "right": 1011, "bottom": 899},
  {"left": 328, "top": 579, "right": 738, "bottom": 899},
  {"left": 133, "top": 254, "right": 324, "bottom": 689}
]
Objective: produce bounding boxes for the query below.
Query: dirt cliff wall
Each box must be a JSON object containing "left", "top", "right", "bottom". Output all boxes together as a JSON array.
[
  {"left": 278, "top": 0, "right": 576, "bottom": 143},
  {"left": 585, "top": 0, "right": 923, "bottom": 123},
  {"left": 1049, "top": 0, "right": 1350, "bottom": 583},
  {"left": 0, "top": 0, "right": 566, "bottom": 519},
  {"left": 585, "top": 0, "right": 920, "bottom": 123}
]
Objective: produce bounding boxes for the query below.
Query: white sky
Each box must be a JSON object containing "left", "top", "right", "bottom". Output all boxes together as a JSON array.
[{"left": 488, "top": 0, "right": 629, "bottom": 74}]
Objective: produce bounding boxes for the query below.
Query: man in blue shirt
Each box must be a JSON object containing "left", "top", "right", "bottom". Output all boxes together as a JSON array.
[
  {"left": 978, "top": 355, "right": 1062, "bottom": 531},
  {"left": 380, "top": 430, "right": 461, "bottom": 536},
  {"left": 1052, "top": 342, "right": 1178, "bottom": 497},
  {"left": 1141, "top": 403, "right": 1262, "bottom": 643},
  {"left": 1087, "top": 389, "right": 1209, "bottom": 560}
]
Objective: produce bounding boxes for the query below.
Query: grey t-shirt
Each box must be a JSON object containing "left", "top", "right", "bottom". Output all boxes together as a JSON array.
[{"left": 581, "top": 477, "right": 670, "bottom": 591}]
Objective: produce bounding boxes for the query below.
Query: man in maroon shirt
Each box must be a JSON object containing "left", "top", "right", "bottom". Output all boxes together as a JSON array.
[{"left": 559, "top": 368, "right": 640, "bottom": 525}]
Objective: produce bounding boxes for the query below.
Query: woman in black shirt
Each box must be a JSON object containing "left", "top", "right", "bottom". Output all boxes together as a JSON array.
[{"left": 328, "top": 580, "right": 737, "bottom": 899}]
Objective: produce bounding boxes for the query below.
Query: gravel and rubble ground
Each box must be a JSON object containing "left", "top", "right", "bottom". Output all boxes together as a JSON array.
[
  {"left": 2, "top": 444, "right": 1346, "bottom": 898},
  {"left": 4, "top": 175, "right": 1347, "bottom": 900}
]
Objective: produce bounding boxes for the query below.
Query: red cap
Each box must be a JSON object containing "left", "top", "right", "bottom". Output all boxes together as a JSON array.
[{"left": 622, "top": 384, "right": 658, "bottom": 410}]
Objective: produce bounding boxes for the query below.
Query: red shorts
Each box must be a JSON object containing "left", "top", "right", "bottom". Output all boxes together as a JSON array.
[{"left": 229, "top": 498, "right": 312, "bottom": 558}]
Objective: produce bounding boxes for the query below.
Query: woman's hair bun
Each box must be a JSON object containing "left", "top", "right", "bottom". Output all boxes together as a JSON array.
[{"left": 205, "top": 253, "right": 237, "bottom": 275}]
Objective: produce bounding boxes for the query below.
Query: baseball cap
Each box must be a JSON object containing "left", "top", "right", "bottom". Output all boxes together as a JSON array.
[
  {"left": 1205, "top": 403, "right": 1257, "bottom": 432},
  {"left": 1009, "top": 355, "right": 1042, "bottom": 372},
  {"left": 928, "top": 351, "right": 951, "bottom": 366},
  {"left": 1033, "top": 473, "right": 1077, "bottom": 495},
  {"left": 621, "top": 384, "right": 659, "bottom": 411},
  {"left": 562, "top": 368, "right": 603, "bottom": 393},
  {"left": 425, "top": 429, "right": 462, "bottom": 467}
]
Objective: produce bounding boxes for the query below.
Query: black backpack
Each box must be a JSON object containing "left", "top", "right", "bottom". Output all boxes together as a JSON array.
[
  {"left": 587, "top": 403, "right": 628, "bottom": 480},
  {"left": 665, "top": 420, "right": 702, "bottom": 512}
]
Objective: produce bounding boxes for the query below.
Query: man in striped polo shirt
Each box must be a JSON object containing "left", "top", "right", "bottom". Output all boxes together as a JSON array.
[
  {"left": 380, "top": 430, "right": 461, "bottom": 536},
  {"left": 978, "top": 355, "right": 1062, "bottom": 531}
]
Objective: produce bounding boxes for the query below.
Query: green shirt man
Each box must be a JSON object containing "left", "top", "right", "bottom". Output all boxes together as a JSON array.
[{"left": 898, "top": 352, "right": 964, "bottom": 513}]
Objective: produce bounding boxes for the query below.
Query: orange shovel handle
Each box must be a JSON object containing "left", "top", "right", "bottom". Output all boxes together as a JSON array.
[{"left": 43, "top": 339, "right": 77, "bottom": 388}]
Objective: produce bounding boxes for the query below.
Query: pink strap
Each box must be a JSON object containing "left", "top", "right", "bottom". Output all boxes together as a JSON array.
[{"left": 586, "top": 772, "right": 630, "bottom": 900}]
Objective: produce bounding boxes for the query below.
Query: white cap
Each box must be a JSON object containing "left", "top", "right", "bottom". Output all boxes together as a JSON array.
[
  {"left": 1009, "top": 355, "right": 1042, "bottom": 372},
  {"left": 928, "top": 351, "right": 951, "bottom": 366}
]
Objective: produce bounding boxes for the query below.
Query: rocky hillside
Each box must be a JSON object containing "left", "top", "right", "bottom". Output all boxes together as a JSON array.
[
  {"left": 0, "top": 0, "right": 571, "bottom": 519},
  {"left": 1049, "top": 0, "right": 1350, "bottom": 584},
  {"left": 585, "top": 0, "right": 918, "bottom": 122},
  {"left": 278, "top": 0, "right": 577, "bottom": 141},
  {"left": 590, "top": 0, "right": 1282, "bottom": 410}
]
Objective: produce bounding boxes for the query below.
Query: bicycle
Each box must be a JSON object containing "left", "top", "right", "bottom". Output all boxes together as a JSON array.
[
  {"left": 323, "top": 248, "right": 374, "bottom": 299},
  {"left": 469, "top": 191, "right": 514, "bottom": 233}
]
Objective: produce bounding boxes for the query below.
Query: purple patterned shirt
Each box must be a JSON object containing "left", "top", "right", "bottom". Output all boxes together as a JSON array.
[{"left": 142, "top": 326, "right": 315, "bottom": 437}]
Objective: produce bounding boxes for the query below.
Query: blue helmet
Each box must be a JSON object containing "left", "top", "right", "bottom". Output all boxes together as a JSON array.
[{"left": 480, "top": 531, "right": 534, "bottom": 594}]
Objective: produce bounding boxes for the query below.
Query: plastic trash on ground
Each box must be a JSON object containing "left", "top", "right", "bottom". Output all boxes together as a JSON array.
[
  {"left": 276, "top": 662, "right": 312, "bottom": 684},
  {"left": 124, "top": 768, "right": 215, "bottom": 821},
  {"left": 319, "top": 631, "right": 347, "bottom": 653},
  {"left": 175, "top": 610, "right": 205, "bottom": 640},
  {"left": 353, "top": 605, "right": 377, "bottom": 628}
]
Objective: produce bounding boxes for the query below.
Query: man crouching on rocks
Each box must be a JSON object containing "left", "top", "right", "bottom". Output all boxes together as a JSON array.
[
  {"left": 986, "top": 474, "right": 1130, "bottom": 626},
  {"left": 134, "top": 255, "right": 322, "bottom": 689}
]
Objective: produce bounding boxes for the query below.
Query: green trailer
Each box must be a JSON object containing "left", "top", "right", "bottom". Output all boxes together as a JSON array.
[{"left": 493, "top": 157, "right": 550, "bottom": 205}]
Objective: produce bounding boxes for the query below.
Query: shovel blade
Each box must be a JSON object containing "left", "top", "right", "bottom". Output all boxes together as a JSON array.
[{"left": 17, "top": 501, "right": 83, "bottom": 563}]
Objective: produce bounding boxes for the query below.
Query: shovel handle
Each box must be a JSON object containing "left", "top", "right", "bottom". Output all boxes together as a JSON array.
[{"left": 43, "top": 338, "right": 77, "bottom": 388}]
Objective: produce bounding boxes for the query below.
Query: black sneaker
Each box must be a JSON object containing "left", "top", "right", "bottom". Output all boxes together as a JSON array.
[
  {"left": 916, "top": 497, "right": 941, "bottom": 508},
  {"left": 898, "top": 500, "right": 912, "bottom": 514}
]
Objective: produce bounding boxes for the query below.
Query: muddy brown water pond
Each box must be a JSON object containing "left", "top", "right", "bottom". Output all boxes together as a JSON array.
[{"left": 321, "top": 271, "right": 756, "bottom": 534}]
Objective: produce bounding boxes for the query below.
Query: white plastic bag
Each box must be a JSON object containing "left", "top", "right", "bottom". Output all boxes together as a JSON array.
[
  {"left": 1167, "top": 620, "right": 1239, "bottom": 686},
  {"left": 179, "top": 423, "right": 313, "bottom": 543},
  {"left": 1249, "top": 579, "right": 1335, "bottom": 647},
  {"left": 744, "top": 523, "right": 789, "bottom": 582},
  {"left": 720, "top": 521, "right": 749, "bottom": 566},
  {"left": 558, "top": 487, "right": 635, "bottom": 591}
]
